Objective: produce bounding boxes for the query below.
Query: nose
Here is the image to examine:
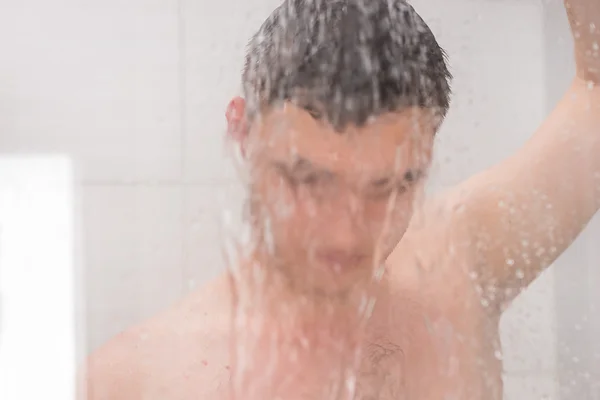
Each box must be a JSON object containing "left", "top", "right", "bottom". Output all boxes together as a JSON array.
[{"left": 315, "top": 192, "right": 368, "bottom": 255}]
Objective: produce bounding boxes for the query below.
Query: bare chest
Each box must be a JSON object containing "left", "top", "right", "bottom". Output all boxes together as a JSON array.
[
  {"left": 148, "top": 306, "right": 498, "bottom": 400},
  {"left": 138, "top": 266, "right": 501, "bottom": 400}
]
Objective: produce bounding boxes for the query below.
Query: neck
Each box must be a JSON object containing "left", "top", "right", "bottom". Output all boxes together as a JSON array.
[
  {"left": 228, "top": 256, "right": 392, "bottom": 400},
  {"left": 230, "top": 248, "right": 390, "bottom": 330}
]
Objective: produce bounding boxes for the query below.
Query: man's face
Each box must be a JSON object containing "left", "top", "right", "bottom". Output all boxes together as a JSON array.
[{"left": 227, "top": 99, "right": 436, "bottom": 296}]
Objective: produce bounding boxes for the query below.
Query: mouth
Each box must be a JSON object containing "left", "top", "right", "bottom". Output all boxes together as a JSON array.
[{"left": 314, "top": 251, "right": 367, "bottom": 272}]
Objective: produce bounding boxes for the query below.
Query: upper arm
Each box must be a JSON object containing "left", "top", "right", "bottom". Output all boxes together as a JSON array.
[{"left": 458, "top": 78, "right": 600, "bottom": 306}]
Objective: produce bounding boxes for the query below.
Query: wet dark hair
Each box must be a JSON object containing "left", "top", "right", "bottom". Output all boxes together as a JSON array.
[{"left": 242, "top": 0, "right": 452, "bottom": 131}]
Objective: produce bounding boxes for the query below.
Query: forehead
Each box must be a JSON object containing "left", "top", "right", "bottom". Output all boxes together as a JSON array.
[{"left": 248, "top": 103, "right": 435, "bottom": 175}]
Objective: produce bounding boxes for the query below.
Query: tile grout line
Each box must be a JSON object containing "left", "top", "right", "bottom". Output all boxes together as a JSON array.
[{"left": 177, "top": 0, "right": 188, "bottom": 296}]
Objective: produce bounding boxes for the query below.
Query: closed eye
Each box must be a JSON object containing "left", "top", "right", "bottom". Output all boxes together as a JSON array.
[
  {"left": 294, "top": 171, "right": 324, "bottom": 185},
  {"left": 273, "top": 162, "right": 332, "bottom": 187},
  {"left": 366, "top": 170, "right": 420, "bottom": 198},
  {"left": 366, "top": 180, "right": 408, "bottom": 198}
]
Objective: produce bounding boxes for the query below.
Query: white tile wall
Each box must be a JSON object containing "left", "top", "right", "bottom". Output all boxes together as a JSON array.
[
  {"left": 180, "top": 0, "right": 281, "bottom": 184},
  {"left": 422, "top": 0, "right": 546, "bottom": 191},
  {"left": 503, "top": 372, "right": 559, "bottom": 400},
  {"left": 0, "top": 1, "right": 182, "bottom": 183},
  {"left": 82, "top": 186, "right": 184, "bottom": 350},
  {"left": 182, "top": 183, "right": 245, "bottom": 291},
  {"left": 3, "top": 0, "right": 588, "bottom": 396}
]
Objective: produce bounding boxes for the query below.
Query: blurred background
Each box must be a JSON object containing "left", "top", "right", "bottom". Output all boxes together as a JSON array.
[{"left": 0, "top": 0, "right": 598, "bottom": 398}]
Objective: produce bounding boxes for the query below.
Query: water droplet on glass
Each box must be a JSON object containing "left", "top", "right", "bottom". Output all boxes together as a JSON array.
[
  {"left": 515, "top": 269, "right": 525, "bottom": 279},
  {"left": 587, "top": 81, "right": 595, "bottom": 91},
  {"left": 583, "top": 371, "right": 591, "bottom": 380}
]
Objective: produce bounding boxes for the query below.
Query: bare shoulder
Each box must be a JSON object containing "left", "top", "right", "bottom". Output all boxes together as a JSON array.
[{"left": 83, "top": 275, "right": 233, "bottom": 400}]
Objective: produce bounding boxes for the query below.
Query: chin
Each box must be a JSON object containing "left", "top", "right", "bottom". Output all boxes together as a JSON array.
[{"left": 289, "top": 267, "right": 376, "bottom": 299}]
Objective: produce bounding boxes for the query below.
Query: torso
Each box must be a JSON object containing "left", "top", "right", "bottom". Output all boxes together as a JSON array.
[{"left": 87, "top": 200, "right": 506, "bottom": 400}]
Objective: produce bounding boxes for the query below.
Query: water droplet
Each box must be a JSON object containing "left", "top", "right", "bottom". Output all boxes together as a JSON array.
[
  {"left": 373, "top": 264, "right": 385, "bottom": 281},
  {"left": 583, "top": 371, "right": 591, "bottom": 380},
  {"left": 300, "top": 336, "right": 309, "bottom": 349},
  {"left": 506, "top": 258, "right": 515, "bottom": 266},
  {"left": 366, "top": 297, "right": 377, "bottom": 318},
  {"left": 494, "top": 350, "right": 503, "bottom": 360},
  {"left": 515, "top": 269, "right": 525, "bottom": 279},
  {"left": 345, "top": 374, "right": 357, "bottom": 394},
  {"left": 587, "top": 81, "right": 595, "bottom": 91}
]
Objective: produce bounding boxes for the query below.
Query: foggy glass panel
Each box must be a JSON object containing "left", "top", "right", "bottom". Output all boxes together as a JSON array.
[{"left": 0, "top": 0, "right": 599, "bottom": 399}]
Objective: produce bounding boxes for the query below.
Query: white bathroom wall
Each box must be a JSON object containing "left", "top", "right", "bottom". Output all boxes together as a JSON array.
[
  {"left": 0, "top": 0, "right": 186, "bottom": 357},
  {"left": 0, "top": 0, "right": 582, "bottom": 398}
]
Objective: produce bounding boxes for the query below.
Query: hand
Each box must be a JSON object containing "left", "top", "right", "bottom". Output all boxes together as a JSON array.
[{"left": 564, "top": 0, "right": 600, "bottom": 82}]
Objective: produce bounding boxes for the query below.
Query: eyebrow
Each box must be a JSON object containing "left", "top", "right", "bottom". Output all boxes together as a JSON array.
[{"left": 273, "top": 157, "right": 424, "bottom": 184}]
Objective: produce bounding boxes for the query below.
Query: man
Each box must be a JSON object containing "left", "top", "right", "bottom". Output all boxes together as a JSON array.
[{"left": 85, "top": 0, "right": 600, "bottom": 399}]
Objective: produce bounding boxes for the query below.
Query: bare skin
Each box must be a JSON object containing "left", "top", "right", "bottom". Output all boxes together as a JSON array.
[
  {"left": 86, "top": 203, "right": 503, "bottom": 400},
  {"left": 84, "top": 1, "right": 600, "bottom": 399}
]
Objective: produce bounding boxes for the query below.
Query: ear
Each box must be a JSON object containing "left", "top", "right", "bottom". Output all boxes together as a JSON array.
[{"left": 225, "top": 97, "right": 249, "bottom": 142}]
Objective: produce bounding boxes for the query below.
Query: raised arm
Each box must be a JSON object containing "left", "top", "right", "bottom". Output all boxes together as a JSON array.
[{"left": 456, "top": 0, "right": 600, "bottom": 307}]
